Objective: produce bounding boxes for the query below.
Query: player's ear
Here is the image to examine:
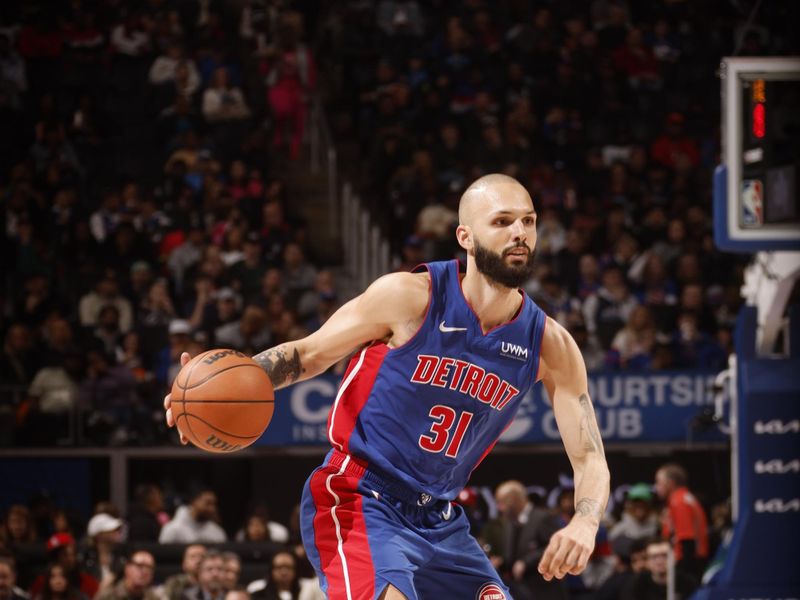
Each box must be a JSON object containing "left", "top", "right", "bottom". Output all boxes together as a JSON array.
[{"left": 456, "top": 224, "right": 472, "bottom": 252}]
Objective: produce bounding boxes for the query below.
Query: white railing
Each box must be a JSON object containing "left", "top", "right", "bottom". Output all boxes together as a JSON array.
[
  {"left": 307, "top": 92, "right": 392, "bottom": 290},
  {"left": 341, "top": 182, "right": 391, "bottom": 292},
  {"left": 308, "top": 94, "right": 338, "bottom": 232}
]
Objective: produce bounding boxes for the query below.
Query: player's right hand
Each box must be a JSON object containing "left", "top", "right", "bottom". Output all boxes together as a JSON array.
[{"left": 164, "top": 352, "right": 192, "bottom": 445}]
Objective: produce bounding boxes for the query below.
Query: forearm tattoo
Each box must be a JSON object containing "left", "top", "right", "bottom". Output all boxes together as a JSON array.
[
  {"left": 575, "top": 497, "right": 604, "bottom": 521},
  {"left": 579, "top": 394, "right": 605, "bottom": 457},
  {"left": 253, "top": 345, "right": 304, "bottom": 389}
]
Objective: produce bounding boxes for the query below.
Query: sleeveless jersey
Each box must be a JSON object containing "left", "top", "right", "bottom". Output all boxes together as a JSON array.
[{"left": 326, "top": 260, "right": 547, "bottom": 500}]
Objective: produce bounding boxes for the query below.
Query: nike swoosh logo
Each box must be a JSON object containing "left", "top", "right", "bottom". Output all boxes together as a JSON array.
[{"left": 439, "top": 320, "right": 467, "bottom": 333}]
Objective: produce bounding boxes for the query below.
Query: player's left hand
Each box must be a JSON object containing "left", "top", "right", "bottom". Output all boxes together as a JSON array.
[{"left": 537, "top": 519, "right": 596, "bottom": 581}]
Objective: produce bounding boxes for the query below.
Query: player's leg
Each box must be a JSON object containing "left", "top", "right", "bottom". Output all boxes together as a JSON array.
[
  {"left": 414, "top": 503, "right": 512, "bottom": 600},
  {"left": 299, "top": 464, "right": 419, "bottom": 600}
]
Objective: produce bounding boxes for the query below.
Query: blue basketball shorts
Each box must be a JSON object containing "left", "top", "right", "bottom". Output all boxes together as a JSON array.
[{"left": 299, "top": 449, "right": 511, "bottom": 600}]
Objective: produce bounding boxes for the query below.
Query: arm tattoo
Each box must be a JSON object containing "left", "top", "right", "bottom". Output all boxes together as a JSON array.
[
  {"left": 578, "top": 393, "right": 605, "bottom": 457},
  {"left": 575, "top": 497, "right": 604, "bottom": 520},
  {"left": 252, "top": 345, "right": 304, "bottom": 389}
]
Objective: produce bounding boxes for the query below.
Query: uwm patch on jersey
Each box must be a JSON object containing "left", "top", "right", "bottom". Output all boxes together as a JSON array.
[{"left": 328, "top": 260, "right": 547, "bottom": 500}]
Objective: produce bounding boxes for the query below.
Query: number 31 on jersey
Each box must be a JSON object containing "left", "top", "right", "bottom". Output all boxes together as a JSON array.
[{"left": 418, "top": 405, "right": 474, "bottom": 458}]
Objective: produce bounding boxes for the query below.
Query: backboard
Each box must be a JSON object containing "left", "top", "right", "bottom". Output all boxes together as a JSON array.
[{"left": 714, "top": 57, "right": 800, "bottom": 252}]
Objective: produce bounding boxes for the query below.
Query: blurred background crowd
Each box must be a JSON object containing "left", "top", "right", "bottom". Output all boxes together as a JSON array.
[
  {"left": 3, "top": 0, "right": 795, "bottom": 447},
  {"left": 1, "top": 0, "right": 796, "bottom": 598},
  {"left": 0, "top": 463, "right": 729, "bottom": 600}
]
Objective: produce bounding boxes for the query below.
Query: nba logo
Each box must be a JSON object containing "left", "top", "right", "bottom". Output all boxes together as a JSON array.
[{"left": 741, "top": 179, "right": 763, "bottom": 227}]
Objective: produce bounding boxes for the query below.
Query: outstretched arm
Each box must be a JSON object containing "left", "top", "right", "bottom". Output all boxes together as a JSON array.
[
  {"left": 164, "top": 272, "right": 430, "bottom": 440},
  {"left": 536, "top": 317, "right": 611, "bottom": 581}
]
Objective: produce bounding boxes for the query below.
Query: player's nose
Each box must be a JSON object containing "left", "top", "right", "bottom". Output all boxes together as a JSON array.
[{"left": 510, "top": 219, "right": 527, "bottom": 240}]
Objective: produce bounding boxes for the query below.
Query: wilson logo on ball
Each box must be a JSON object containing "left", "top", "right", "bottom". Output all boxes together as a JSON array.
[
  {"left": 203, "top": 349, "right": 247, "bottom": 365},
  {"left": 476, "top": 583, "right": 506, "bottom": 600},
  {"left": 205, "top": 434, "right": 242, "bottom": 452}
]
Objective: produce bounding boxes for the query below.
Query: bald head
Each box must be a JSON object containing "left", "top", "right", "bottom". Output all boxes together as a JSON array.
[{"left": 458, "top": 173, "right": 531, "bottom": 226}]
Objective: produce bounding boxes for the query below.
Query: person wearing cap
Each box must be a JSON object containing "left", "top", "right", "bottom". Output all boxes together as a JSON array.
[
  {"left": 79, "top": 513, "right": 124, "bottom": 593},
  {"left": 155, "top": 320, "right": 194, "bottom": 388},
  {"left": 609, "top": 483, "right": 659, "bottom": 559},
  {"left": 29, "top": 534, "right": 98, "bottom": 599},
  {"left": 94, "top": 550, "right": 158, "bottom": 600}
]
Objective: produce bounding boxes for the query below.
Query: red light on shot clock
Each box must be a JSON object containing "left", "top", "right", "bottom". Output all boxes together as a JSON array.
[{"left": 752, "top": 103, "right": 765, "bottom": 139}]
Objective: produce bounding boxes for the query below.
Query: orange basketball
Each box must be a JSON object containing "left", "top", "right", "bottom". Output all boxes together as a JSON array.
[{"left": 171, "top": 349, "right": 274, "bottom": 453}]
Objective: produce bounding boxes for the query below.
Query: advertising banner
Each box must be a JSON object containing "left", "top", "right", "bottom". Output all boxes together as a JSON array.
[{"left": 257, "top": 371, "right": 727, "bottom": 446}]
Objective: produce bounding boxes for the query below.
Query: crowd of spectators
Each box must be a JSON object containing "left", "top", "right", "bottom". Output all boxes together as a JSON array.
[
  {"left": 0, "top": 463, "right": 732, "bottom": 600},
  {"left": 319, "top": 0, "right": 796, "bottom": 375},
  {"left": 0, "top": 485, "right": 326, "bottom": 600},
  {"left": 1, "top": 1, "right": 795, "bottom": 446},
  {"left": 0, "top": 1, "right": 327, "bottom": 446}
]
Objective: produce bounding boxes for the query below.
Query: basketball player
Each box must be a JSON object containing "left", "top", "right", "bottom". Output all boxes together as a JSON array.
[{"left": 164, "top": 174, "right": 611, "bottom": 600}]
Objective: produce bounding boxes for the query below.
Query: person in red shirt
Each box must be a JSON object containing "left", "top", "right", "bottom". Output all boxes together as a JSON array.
[
  {"left": 650, "top": 113, "right": 700, "bottom": 169},
  {"left": 654, "top": 463, "right": 709, "bottom": 580},
  {"left": 29, "top": 534, "right": 98, "bottom": 600}
]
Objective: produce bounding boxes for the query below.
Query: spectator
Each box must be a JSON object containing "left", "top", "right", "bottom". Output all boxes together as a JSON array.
[
  {"left": 229, "top": 233, "right": 266, "bottom": 303},
  {"left": 109, "top": 16, "right": 150, "bottom": 58},
  {"left": 167, "top": 226, "right": 206, "bottom": 297},
  {"left": 650, "top": 113, "right": 699, "bottom": 170},
  {"left": 127, "top": 485, "right": 167, "bottom": 542},
  {"left": 214, "top": 305, "right": 272, "bottom": 354},
  {"left": 479, "top": 480, "right": 566, "bottom": 600},
  {"left": 181, "top": 551, "right": 225, "bottom": 600},
  {"left": 159, "top": 490, "right": 226, "bottom": 544},
  {"left": 654, "top": 464, "right": 709, "bottom": 580},
  {"left": 78, "top": 349, "right": 139, "bottom": 445},
  {"left": 281, "top": 243, "right": 316, "bottom": 305},
  {"left": 202, "top": 68, "right": 250, "bottom": 124},
  {"left": 607, "top": 305, "right": 657, "bottom": 369},
  {"left": 609, "top": 484, "right": 659, "bottom": 558},
  {"left": 79, "top": 513, "right": 124, "bottom": 592},
  {"left": 263, "top": 28, "right": 316, "bottom": 160},
  {"left": 0, "top": 324, "right": 37, "bottom": 390},
  {"left": 0, "top": 554, "right": 29, "bottom": 600},
  {"left": 149, "top": 43, "right": 199, "bottom": 94},
  {"left": 220, "top": 554, "right": 240, "bottom": 592},
  {"left": 621, "top": 539, "right": 698, "bottom": 600},
  {"left": 94, "top": 550, "right": 158, "bottom": 600},
  {"left": 30, "top": 534, "right": 98, "bottom": 600},
  {"left": 161, "top": 545, "right": 205, "bottom": 600},
  {"left": 78, "top": 276, "right": 133, "bottom": 334},
  {"left": 582, "top": 265, "right": 639, "bottom": 349},
  {"left": 595, "top": 538, "right": 648, "bottom": 600},
  {"left": 249, "top": 551, "right": 324, "bottom": 600},
  {"left": 234, "top": 510, "right": 287, "bottom": 544},
  {"left": 671, "top": 311, "right": 726, "bottom": 369},
  {"left": 32, "top": 564, "right": 86, "bottom": 600},
  {"left": 155, "top": 319, "right": 194, "bottom": 387},
  {"left": 3, "top": 505, "right": 37, "bottom": 545}
]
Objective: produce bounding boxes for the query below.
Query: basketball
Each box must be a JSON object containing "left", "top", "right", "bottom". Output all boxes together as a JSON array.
[{"left": 170, "top": 349, "right": 274, "bottom": 453}]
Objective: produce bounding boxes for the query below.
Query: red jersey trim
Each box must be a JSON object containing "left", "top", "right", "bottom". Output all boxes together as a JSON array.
[{"left": 328, "top": 344, "right": 389, "bottom": 452}]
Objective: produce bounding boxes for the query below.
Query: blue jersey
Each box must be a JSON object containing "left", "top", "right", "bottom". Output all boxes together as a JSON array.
[{"left": 326, "top": 260, "right": 547, "bottom": 500}]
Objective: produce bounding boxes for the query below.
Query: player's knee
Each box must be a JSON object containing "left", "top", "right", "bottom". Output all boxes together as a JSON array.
[{"left": 377, "top": 584, "right": 408, "bottom": 600}]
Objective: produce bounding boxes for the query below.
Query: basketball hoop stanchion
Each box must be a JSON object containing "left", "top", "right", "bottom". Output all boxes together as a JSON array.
[{"left": 694, "top": 56, "right": 800, "bottom": 600}]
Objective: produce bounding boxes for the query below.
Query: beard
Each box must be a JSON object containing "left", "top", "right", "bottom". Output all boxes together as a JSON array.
[{"left": 474, "top": 238, "right": 536, "bottom": 289}]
